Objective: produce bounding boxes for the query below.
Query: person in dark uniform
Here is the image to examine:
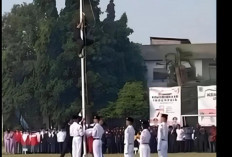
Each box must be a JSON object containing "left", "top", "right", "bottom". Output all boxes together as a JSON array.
[
  {"left": 47, "top": 129, "right": 52, "bottom": 153},
  {"left": 149, "top": 125, "right": 156, "bottom": 153},
  {"left": 116, "top": 130, "right": 122, "bottom": 153},
  {"left": 120, "top": 128, "right": 124, "bottom": 153},
  {"left": 60, "top": 118, "right": 73, "bottom": 157},
  {"left": 168, "top": 126, "right": 177, "bottom": 153},
  {"left": 183, "top": 126, "right": 193, "bottom": 152},
  {"left": 199, "top": 127, "right": 209, "bottom": 152},
  {"left": 41, "top": 129, "right": 48, "bottom": 153},
  {"left": 193, "top": 123, "right": 201, "bottom": 152},
  {"left": 50, "top": 129, "right": 57, "bottom": 153}
]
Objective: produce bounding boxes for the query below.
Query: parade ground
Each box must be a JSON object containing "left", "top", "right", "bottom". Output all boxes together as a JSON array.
[
  {"left": 2, "top": 146, "right": 216, "bottom": 157},
  {"left": 1, "top": 153, "right": 216, "bottom": 157}
]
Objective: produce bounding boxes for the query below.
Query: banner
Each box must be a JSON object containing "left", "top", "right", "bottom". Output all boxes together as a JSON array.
[
  {"left": 197, "top": 85, "right": 216, "bottom": 126},
  {"left": 149, "top": 86, "right": 181, "bottom": 126}
]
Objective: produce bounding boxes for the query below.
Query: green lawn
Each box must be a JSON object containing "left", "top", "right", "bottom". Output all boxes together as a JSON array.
[
  {"left": 2, "top": 146, "right": 216, "bottom": 157},
  {"left": 2, "top": 153, "right": 216, "bottom": 157}
]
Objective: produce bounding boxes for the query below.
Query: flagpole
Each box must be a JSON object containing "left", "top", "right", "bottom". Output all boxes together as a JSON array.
[{"left": 80, "top": 0, "right": 87, "bottom": 156}]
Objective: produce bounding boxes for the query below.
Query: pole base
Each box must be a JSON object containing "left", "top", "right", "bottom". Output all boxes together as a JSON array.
[{"left": 82, "top": 153, "right": 88, "bottom": 157}]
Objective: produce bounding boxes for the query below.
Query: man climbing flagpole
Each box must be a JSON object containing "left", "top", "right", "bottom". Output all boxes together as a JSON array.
[{"left": 80, "top": 0, "right": 87, "bottom": 156}]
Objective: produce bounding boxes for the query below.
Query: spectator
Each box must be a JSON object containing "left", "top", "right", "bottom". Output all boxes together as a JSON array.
[
  {"left": 4, "top": 129, "right": 11, "bottom": 154},
  {"left": 183, "top": 126, "right": 193, "bottom": 152},
  {"left": 30, "top": 131, "right": 39, "bottom": 153},
  {"left": 193, "top": 123, "right": 201, "bottom": 152},
  {"left": 199, "top": 127, "right": 209, "bottom": 152},
  {"left": 57, "top": 129, "right": 66, "bottom": 153},
  {"left": 176, "top": 124, "right": 184, "bottom": 152},
  {"left": 209, "top": 125, "right": 216, "bottom": 152},
  {"left": 9, "top": 130, "right": 15, "bottom": 154},
  {"left": 21, "top": 130, "right": 30, "bottom": 154}
]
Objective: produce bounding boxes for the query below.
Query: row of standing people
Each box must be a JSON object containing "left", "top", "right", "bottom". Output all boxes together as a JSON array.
[
  {"left": 3, "top": 128, "right": 67, "bottom": 154},
  {"left": 4, "top": 115, "right": 216, "bottom": 157}
]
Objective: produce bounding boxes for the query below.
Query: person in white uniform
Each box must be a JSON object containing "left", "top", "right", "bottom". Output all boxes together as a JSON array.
[
  {"left": 70, "top": 115, "right": 84, "bottom": 157},
  {"left": 124, "top": 117, "right": 135, "bottom": 157},
  {"left": 139, "top": 120, "right": 151, "bottom": 157},
  {"left": 86, "top": 115, "right": 104, "bottom": 157},
  {"left": 157, "top": 114, "right": 168, "bottom": 157}
]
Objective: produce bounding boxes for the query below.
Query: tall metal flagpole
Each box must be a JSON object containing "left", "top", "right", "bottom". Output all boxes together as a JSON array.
[{"left": 80, "top": 0, "right": 87, "bottom": 156}]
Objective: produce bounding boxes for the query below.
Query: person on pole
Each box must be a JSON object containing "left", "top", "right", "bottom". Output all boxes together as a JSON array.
[
  {"left": 73, "top": 13, "right": 94, "bottom": 58},
  {"left": 124, "top": 117, "right": 135, "bottom": 157},
  {"left": 157, "top": 114, "right": 168, "bottom": 157},
  {"left": 138, "top": 120, "right": 151, "bottom": 157},
  {"left": 86, "top": 115, "right": 104, "bottom": 157}
]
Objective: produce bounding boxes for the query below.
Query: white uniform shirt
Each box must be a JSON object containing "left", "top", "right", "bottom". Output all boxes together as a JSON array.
[
  {"left": 57, "top": 131, "right": 67, "bottom": 142},
  {"left": 70, "top": 122, "right": 84, "bottom": 137},
  {"left": 176, "top": 128, "right": 184, "bottom": 141},
  {"left": 92, "top": 123, "right": 104, "bottom": 139},
  {"left": 140, "top": 129, "right": 151, "bottom": 144},
  {"left": 124, "top": 125, "right": 135, "bottom": 145},
  {"left": 157, "top": 122, "right": 168, "bottom": 150}
]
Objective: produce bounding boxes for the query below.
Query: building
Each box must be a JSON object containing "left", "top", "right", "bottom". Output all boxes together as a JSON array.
[
  {"left": 141, "top": 37, "right": 216, "bottom": 126},
  {"left": 140, "top": 40, "right": 216, "bottom": 88},
  {"left": 150, "top": 37, "right": 191, "bottom": 45}
]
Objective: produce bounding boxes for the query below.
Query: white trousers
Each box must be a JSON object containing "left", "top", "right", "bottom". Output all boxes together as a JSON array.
[
  {"left": 139, "top": 144, "right": 150, "bottom": 157},
  {"left": 158, "top": 141, "right": 168, "bottom": 157},
  {"left": 124, "top": 145, "right": 134, "bottom": 157},
  {"left": 72, "top": 136, "right": 82, "bottom": 157},
  {"left": 93, "top": 139, "right": 102, "bottom": 157}
]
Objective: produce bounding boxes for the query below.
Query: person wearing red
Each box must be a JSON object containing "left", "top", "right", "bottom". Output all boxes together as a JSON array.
[
  {"left": 87, "top": 136, "right": 94, "bottom": 154},
  {"left": 30, "top": 132, "right": 39, "bottom": 153},
  {"left": 209, "top": 125, "right": 216, "bottom": 152},
  {"left": 86, "top": 123, "right": 95, "bottom": 155},
  {"left": 21, "top": 130, "right": 30, "bottom": 153},
  {"left": 13, "top": 129, "right": 22, "bottom": 154}
]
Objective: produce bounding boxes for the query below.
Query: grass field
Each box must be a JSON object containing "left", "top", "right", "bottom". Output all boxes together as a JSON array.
[
  {"left": 2, "top": 147, "right": 216, "bottom": 157},
  {"left": 2, "top": 153, "right": 216, "bottom": 157}
]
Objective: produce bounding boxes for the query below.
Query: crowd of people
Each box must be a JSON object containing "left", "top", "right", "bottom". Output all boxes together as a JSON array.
[{"left": 3, "top": 118, "right": 216, "bottom": 155}]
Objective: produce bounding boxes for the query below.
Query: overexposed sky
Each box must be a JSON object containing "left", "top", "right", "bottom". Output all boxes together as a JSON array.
[{"left": 2, "top": 0, "right": 216, "bottom": 45}]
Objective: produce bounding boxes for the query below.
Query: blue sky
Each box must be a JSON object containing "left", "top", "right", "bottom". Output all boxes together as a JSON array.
[{"left": 2, "top": 0, "right": 216, "bottom": 45}]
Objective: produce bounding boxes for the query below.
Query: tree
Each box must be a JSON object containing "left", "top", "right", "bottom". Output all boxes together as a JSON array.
[
  {"left": 99, "top": 82, "right": 148, "bottom": 119},
  {"left": 2, "top": 0, "right": 146, "bottom": 128}
]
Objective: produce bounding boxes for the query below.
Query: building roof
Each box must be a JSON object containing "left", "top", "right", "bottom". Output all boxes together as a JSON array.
[
  {"left": 150, "top": 37, "right": 191, "bottom": 44},
  {"left": 140, "top": 43, "right": 216, "bottom": 61}
]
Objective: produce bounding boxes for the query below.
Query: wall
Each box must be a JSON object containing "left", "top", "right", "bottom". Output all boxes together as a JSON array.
[
  {"left": 145, "top": 61, "right": 168, "bottom": 87},
  {"left": 202, "top": 59, "right": 216, "bottom": 80},
  {"left": 192, "top": 60, "right": 203, "bottom": 77},
  {"left": 151, "top": 39, "right": 181, "bottom": 45}
]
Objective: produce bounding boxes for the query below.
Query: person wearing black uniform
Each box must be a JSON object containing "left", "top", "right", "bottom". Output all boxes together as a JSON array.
[
  {"left": 183, "top": 126, "right": 193, "bottom": 152},
  {"left": 42, "top": 130, "right": 48, "bottom": 153},
  {"left": 199, "top": 127, "right": 209, "bottom": 152},
  {"left": 50, "top": 129, "right": 57, "bottom": 153},
  {"left": 193, "top": 123, "right": 201, "bottom": 152},
  {"left": 168, "top": 126, "right": 177, "bottom": 153},
  {"left": 60, "top": 118, "right": 73, "bottom": 157}
]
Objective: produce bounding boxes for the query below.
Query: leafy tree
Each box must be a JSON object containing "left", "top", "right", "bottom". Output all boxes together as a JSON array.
[
  {"left": 2, "top": 0, "right": 146, "bottom": 128},
  {"left": 99, "top": 82, "right": 148, "bottom": 119}
]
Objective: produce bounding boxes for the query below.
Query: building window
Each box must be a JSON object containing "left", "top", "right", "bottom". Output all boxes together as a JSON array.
[
  {"left": 209, "top": 64, "right": 216, "bottom": 80},
  {"left": 153, "top": 68, "right": 168, "bottom": 81}
]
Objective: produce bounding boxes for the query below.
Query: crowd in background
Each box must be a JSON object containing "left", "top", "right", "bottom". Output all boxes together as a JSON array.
[{"left": 3, "top": 123, "right": 216, "bottom": 155}]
